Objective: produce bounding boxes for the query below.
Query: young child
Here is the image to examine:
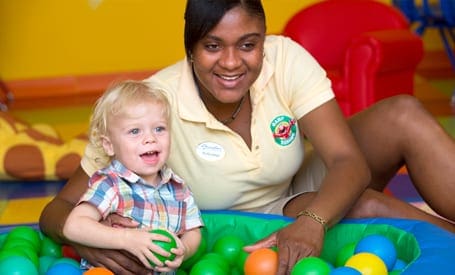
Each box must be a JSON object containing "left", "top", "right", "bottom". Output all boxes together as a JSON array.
[{"left": 62, "top": 80, "right": 203, "bottom": 273}]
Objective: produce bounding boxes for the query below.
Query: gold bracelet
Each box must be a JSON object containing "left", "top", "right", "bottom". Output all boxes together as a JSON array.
[{"left": 296, "top": 210, "right": 328, "bottom": 232}]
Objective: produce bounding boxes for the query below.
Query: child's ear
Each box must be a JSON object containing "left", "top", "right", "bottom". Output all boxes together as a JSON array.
[{"left": 101, "top": 135, "right": 115, "bottom": 156}]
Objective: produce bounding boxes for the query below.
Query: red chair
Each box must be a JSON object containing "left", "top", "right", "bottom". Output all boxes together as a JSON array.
[{"left": 283, "top": 0, "right": 424, "bottom": 116}]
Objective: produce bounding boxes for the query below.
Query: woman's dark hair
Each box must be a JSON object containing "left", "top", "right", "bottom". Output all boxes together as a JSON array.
[{"left": 184, "top": 0, "right": 266, "bottom": 58}]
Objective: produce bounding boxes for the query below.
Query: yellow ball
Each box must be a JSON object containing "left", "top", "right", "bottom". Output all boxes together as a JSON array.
[{"left": 345, "top": 252, "right": 388, "bottom": 275}]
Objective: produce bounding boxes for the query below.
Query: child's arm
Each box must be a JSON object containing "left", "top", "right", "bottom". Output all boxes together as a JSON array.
[{"left": 63, "top": 202, "right": 171, "bottom": 268}]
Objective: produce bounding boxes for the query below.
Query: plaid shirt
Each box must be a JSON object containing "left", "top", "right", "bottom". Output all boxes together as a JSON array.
[{"left": 79, "top": 160, "right": 203, "bottom": 234}]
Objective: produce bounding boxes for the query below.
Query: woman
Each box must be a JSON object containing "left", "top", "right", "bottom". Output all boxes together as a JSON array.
[{"left": 40, "top": 0, "right": 455, "bottom": 274}]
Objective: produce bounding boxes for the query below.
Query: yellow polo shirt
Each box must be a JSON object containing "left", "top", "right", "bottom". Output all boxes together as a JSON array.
[{"left": 82, "top": 35, "right": 334, "bottom": 212}]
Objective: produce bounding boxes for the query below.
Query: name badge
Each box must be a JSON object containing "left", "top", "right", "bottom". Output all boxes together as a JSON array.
[{"left": 196, "top": 142, "right": 225, "bottom": 161}]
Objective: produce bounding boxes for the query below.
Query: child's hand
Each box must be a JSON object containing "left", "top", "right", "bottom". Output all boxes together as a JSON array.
[
  {"left": 154, "top": 232, "right": 186, "bottom": 273},
  {"left": 121, "top": 228, "right": 173, "bottom": 269}
]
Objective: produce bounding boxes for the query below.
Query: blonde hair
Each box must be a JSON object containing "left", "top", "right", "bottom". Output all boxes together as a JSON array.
[{"left": 89, "top": 80, "right": 170, "bottom": 162}]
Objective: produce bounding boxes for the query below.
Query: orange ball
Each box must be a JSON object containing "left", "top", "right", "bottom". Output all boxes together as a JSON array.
[
  {"left": 83, "top": 267, "right": 114, "bottom": 275},
  {"left": 244, "top": 248, "right": 278, "bottom": 275}
]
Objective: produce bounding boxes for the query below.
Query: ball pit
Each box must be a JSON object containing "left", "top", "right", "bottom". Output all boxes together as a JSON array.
[{"left": 0, "top": 211, "right": 454, "bottom": 274}]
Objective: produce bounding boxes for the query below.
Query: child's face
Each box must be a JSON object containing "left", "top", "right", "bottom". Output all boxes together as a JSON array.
[{"left": 102, "top": 99, "right": 170, "bottom": 185}]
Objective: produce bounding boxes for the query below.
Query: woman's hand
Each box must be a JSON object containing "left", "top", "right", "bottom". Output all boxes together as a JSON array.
[
  {"left": 243, "top": 216, "right": 325, "bottom": 275},
  {"left": 102, "top": 213, "right": 140, "bottom": 228}
]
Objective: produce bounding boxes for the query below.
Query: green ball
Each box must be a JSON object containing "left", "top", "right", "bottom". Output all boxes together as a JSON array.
[
  {"left": 38, "top": 255, "right": 57, "bottom": 275},
  {"left": 2, "top": 238, "right": 37, "bottom": 252},
  {"left": 6, "top": 226, "right": 41, "bottom": 252},
  {"left": 39, "top": 235, "right": 62, "bottom": 258},
  {"left": 211, "top": 235, "right": 245, "bottom": 266},
  {"left": 189, "top": 259, "right": 225, "bottom": 275},
  {"left": 335, "top": 242, "right": 356, "bottom": 267},
  {"left": 149, "top": 229, "right": 177, "bottom": 266},
  {"left": 181, "top": 236, "right": 207, "bottom": 270},
  {"left": 291, "top": 256, "right": 331, "bottom": 275},
  {"left": 200, "top": 252, "right": 230, "bottom": 273},
  {"left": 176, "top": 269, "right": 188, "bottom": 275}
]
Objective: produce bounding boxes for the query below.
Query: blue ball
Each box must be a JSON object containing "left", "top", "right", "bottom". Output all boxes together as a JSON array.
[
  {"left": 46, "top": 263, "right": 82, "bottom": 275},
  {"left": 330, "top": 266, "right": 362, "bottom": 274},
  {"left": 355, "top": 234, "right": 397, "bottom": 270}
]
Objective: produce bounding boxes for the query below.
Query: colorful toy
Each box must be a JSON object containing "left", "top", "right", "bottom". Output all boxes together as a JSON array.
[
  {"left": 354, "top": 234, "right": 397, "bottom": 270},
  {"left": 83, "top": 267, "right": 114, "bottom": 275},
  {"left": 0, "top": 255, "right": 38, "bottom": 275},
  {"left": 244, "top": 248, "right": 278, "bottom": 275},
  {"left": 0, "top": 112, "right": 87, "bottom": 181},
  {"left": 46, "top": 262, "right": 83, "bottom": 275},
  {"left": 211, "top": 234, "right": 245, "bottom": 266},
  {"left": 189, "top": 258, "right": 225, "bottom": 275},
  {"left": 345, "top": 252, "right": 388, "bottom": 275},
  {"left": 149, "top": 229, "right": 177, "bottom": 266},
  {"left": 198, "top": 252, "right": 229, "bottom": 273},
  {"left": 180, "top": 236, "right": 207, "bottom": 270},
  {"left": 291, "top": 256, "right": 331, "bottom": 275},
  {"left": 330, "top": 266, "right": 361, "bottom": 274}
]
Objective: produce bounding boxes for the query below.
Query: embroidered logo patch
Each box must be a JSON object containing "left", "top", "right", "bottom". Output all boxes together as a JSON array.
[{"left": 270, "top": 115, "right": 297, "bottom": 146}]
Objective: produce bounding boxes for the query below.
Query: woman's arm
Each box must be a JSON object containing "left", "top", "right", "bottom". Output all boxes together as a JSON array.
[
  {"left": 39, "top": 165, "right": 91, "bottom": 243},
  {"left": 246, "top": 99, "right": 371, "bottom": 275},
  {"left": 295, "top": 98, "right": 371, "bottom": 226}
]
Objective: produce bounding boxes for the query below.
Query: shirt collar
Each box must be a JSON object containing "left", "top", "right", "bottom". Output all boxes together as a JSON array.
[{"left": 111, "top": 159, "right": 183, "bottom": 187}]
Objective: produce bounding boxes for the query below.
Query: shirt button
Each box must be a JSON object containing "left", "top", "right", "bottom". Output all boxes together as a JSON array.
[{"left": 255, "top": 145, "right": 259, "bottom": 150}]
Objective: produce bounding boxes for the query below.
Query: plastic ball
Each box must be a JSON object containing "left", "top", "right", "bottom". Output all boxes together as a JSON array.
[
  {"left": 0, "top": 248, "right": 29, "bottom": 261},
  {"left": 38, "top": 256, "right": 57, "bottom": 275},
  {"left": 236, "top": 249, "right": 249, "bottom": 271},
  {"left": 62, "top": 245, "right": 82, "bottom": 262},
  {"left": 39, "top": 235, "right": 62, "bottom": 258},
  {"left": 83, "top": 267, "right": 114, "bottom": 275},
  {"left": 50, "top": 257, "right": 81, "bottom": 268},
  {"left": 6, "top": 226, "right": 41, "bottom": 252},
  {"left": 180, "top": 235, "right": 207, "bottom": 270},
  {"left": 200, "top": 252, "right": 230, "bottom": 273},
  {"left": 0, "top": 255, "right": 38, "bottom": 275},
  {"left": 335, "top": 242, "right": 356, "bottom": 267},
  {"left": 244, "top": 248, "right": 278, "bottom": 275},
  {"left": 291, "top": 256, "right": 331, "bottom": 275},
  {"left": 7, "top": 245, "right": 39, "bottom": 267},
  {"left": 0, "top": 232, "right": 7, "bottom": 246},
  {"left": 46, "top": 262, "right": 83, "bottom": 275},
  {"left": 331, "top": 266, "right": 362, "bottom": 274},
  {"left": 189, "top": 259, "right": 226, "bottom": 275},
  {"left": 355, "top": 234, "right": 396, "bottom": 270},
  {"left": 149, "top": 229, "right": 177, "bottom": 266},
  {"left": 345, "top": 252, "right": 388, "bottom": 275},
  {"left": 211, "top": 234, "right": 245, "bottom": 266}
]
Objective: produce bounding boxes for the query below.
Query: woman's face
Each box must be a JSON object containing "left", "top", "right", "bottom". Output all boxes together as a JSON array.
[{"left": 191, "top": 6, "right": 265, "bottom": 104}]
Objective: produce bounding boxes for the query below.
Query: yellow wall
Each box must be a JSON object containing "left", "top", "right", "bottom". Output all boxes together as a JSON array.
[
  {"left": 0, "top": 0, "right": 311, "bottom": 80},
  {"left": 0, "top": 0, "right": 443, "bottom": 81}
]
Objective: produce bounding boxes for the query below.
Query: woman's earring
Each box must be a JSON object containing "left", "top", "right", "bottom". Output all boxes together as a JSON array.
[{"left": 190, "top": 54, "right": 194, "bottom": 63}]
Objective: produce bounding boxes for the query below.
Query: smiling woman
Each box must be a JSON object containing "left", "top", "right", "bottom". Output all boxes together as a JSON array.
[{"left": 39, "top": 1, "right": 455, "bottom": 274}]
